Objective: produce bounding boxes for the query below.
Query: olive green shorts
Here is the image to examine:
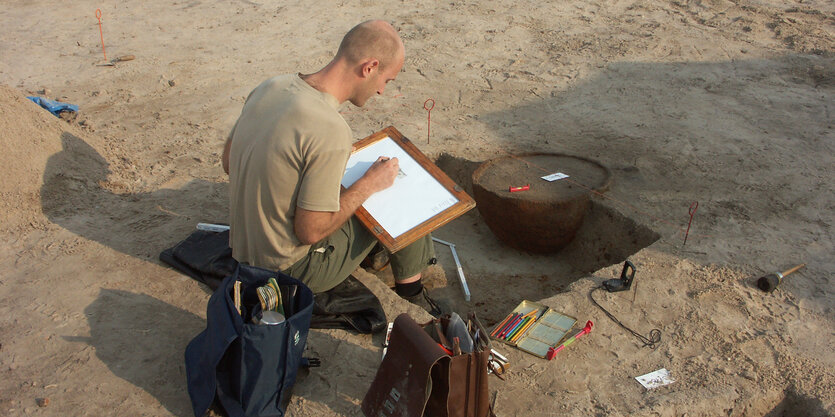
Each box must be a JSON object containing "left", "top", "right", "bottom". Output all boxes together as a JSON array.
[{"left": 282, "top": 216, "right": 435, "bottom": 293}]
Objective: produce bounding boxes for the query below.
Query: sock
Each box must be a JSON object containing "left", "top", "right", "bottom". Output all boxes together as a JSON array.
[{"left": 395, "top": 280, "right": 423, "bottom": 297}]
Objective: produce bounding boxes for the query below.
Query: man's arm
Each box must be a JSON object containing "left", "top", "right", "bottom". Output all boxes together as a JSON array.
[{"left": 294, "top": 156, "right": 398, "bottom": 245}]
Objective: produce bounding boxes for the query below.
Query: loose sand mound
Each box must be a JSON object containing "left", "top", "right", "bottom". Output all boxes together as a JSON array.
[
  {"left": 0, "top": 85, "right": 67, "bottom": 232},
  {"left": 0, "top": 85, "right": 111, "bottom": 237}
]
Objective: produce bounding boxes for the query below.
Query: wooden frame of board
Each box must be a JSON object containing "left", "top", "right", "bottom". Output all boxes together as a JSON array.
[{"left": 344, "top": 126, "right": 476, "bottom": 253}]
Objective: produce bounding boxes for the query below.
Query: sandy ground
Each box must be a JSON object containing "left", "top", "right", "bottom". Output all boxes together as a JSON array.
[{"left": 1, "top": 0, "right": 833, "bottom": 416}]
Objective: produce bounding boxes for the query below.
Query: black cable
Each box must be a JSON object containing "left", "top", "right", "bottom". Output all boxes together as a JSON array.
[{"left": 589, "top": 286, "right": 662, "bottom": 349}]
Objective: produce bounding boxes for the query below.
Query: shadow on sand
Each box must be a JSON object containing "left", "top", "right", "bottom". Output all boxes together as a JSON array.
[
  {"left": 64, "top": 289, "right": 205, "bottom": 416},
  {"left": 41, "top": 132, "right": 228, "bottom": 262}
]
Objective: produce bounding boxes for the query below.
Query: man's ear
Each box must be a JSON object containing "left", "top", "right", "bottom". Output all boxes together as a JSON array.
[{"left": 360, "top": 59, "right": 380, "bottom": 78}]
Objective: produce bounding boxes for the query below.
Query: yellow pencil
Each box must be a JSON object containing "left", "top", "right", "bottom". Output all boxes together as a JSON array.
[
  {"left": 521, "top": 309, "right": 538, "bottom": 319},
  {"left": 510, "top": 317, "right": 536, "bottom": 342},
  {"left": 507, "top": 309, "right": 539, "bottom": 342}
]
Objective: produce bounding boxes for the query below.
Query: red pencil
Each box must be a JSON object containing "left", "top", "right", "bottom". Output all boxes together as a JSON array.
[
  {"left": 491, "top": 313, "right": 516, "bottom": 338},
  {"left": 499, "top": 315, "right": 523, "bottom": 339},
  {"left": 496, "top": 313, "right": 520, "bottom": 338}
]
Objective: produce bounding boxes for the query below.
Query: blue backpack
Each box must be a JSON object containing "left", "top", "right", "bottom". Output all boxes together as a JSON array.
[{"left": 185, "top": 264, "right": 314, "bottom": 417}]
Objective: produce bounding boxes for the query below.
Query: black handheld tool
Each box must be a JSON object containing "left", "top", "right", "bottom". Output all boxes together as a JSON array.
[{"left": 603, "top": 260, "right": 636, "bottom": 292}]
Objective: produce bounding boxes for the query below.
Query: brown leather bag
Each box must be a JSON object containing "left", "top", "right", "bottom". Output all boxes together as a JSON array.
[{"left": 362, "top": 313, "right": 494, "bottom": 417}]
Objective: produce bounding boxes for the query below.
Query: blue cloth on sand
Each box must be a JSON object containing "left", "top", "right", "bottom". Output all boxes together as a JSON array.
[{"left": 26, "top": 96, "right": 79, "bottom": 117}]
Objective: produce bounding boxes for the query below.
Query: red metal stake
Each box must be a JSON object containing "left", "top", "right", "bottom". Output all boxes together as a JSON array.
[
  {"left": 423, "top": 98, "right": 434, "bottom": 144},
  {"left": 96, "top": 9, "right": 107, "bottom": 61},
  {"left": 683, "top": 201, "right": 698, "bottom": 247}
]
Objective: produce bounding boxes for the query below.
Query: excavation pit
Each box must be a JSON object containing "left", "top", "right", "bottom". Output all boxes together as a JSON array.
[{"left": 424, "top": 154, "right": 660, "bottom": 322}]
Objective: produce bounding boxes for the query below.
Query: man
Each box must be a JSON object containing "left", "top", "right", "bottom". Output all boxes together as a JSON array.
[{"left": 222, "top": 20, "right": 438, "bottom": 308}]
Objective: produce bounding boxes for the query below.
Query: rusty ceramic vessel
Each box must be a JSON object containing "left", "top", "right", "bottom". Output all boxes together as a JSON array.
[{"left": 472, "top": 153, "right": 611, "bottom": 253}]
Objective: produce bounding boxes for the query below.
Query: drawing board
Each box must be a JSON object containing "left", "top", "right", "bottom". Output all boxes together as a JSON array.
[{"left": 341, "top": 126, "right": 475, "bottom": 252}]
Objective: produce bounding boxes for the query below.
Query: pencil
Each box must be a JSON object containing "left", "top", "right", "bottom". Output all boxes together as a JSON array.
[
  {"left": 521, "top": 309, "right": 538, "bottom": 319},
  {"left": 491, "top": 313, "right": 516, "bottom": 338},
  {"left": 507, "top": 317, "right": 532, "bottom": 340},
  {"left": 497, "top": 313, "right": 521, "bottom": 338},
  {"left": 510, "top": 318, "right": 536, "bottom": 342},
  {"left": 502, "top": 316, "right": 527, "bottom": 339},
  {"left": 499, "top": 315, "right": 523, "bottom": 339},
  {"left": 505, "top": 317, "right": 527, "bottom": 340}
]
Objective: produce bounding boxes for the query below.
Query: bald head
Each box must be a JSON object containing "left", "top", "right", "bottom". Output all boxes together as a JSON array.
[{"left": 336, "top": 20, "right": 404, "bottom": 71}]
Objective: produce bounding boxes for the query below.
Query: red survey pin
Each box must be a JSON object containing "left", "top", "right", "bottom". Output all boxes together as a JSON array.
[
  {"left": 423, "top": 98, "right": 434, "bottom": 144},
  {"left": 683, "top": 201, "right": 698, "bottom": 247},
  {"left": 96, "top": 9, "right": 107, "bottom": 61}
]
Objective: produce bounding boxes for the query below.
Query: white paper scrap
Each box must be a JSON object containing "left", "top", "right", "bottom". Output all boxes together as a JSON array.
[
  {"left": 381, "top": 322, "right": 394, "bottom": 359},
  {"left": 541, "top": 172, "right": 569, "bottom": 182},
  {"left": 635, "top": 368, "right": 675, "bottom": 390}
]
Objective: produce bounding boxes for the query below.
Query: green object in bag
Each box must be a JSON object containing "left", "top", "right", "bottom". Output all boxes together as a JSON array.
[{"left": 256, "top": 277, "right": 285, "bottom": 316}]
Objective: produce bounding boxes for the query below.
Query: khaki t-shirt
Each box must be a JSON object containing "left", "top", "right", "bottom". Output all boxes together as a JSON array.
[{"left": 228, "top": 74, "right": 352, "bottom": 270}]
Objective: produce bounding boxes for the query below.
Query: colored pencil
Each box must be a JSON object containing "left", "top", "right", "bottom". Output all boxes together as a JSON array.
[
  {"left": 499, "top": 315, "right": 523, "bottom": 339},
  {"left": 491, "top": 313, "right": 516, "bottom": 338},
  {"left": 502, "top": 316, "right": 526, "bottom": 339},
  {"left": 505, "top": 317, "right": 525, "bottom": 340},
  {"left": 497, "top": 313, "right": 520, "bottom": 338},
  {"left": 510, "top": 318, "right": 536, "bottom": 342},
  {"left": 521, "top": 309, "right": 538, "bottom": 319},
  {"left": 506, "top": 317, "right": 529, "bottom": 340}
]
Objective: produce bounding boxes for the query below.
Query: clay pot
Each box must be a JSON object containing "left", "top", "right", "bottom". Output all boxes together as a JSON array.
[{"left": 472, "top": 153, "right": 611, "bottom": 253}]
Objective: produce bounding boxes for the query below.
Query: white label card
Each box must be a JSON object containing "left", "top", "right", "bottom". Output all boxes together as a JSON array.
[
  {"left": 541, "top": 172, "right": 569, "bottom": 182},
  {"left": 635, "top": 368, "right": 675, "bottom": 390}
]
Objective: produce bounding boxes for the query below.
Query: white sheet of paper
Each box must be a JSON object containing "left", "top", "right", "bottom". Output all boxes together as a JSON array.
[
  {"left": 541, "top": 172, "right": 569, "bottom": 182},
  {"left": 342, "top": 137, "right": 458, "bottom": 238},
  {"left": 635, "top": 368, "right": 675, "bottom": 389}
]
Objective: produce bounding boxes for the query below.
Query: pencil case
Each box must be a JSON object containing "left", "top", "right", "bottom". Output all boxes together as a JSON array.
[{"left": 490, "top": 300, "right": 577, "bottom": 358}]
